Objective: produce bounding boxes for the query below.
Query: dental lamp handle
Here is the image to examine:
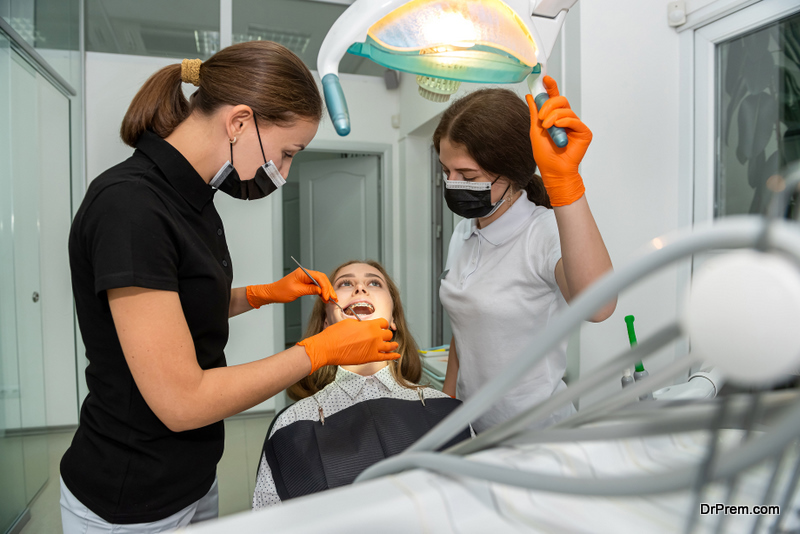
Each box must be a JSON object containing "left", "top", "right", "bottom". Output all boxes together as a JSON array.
[
  {"left": 529, "top": 75, "right": 568, "bottom": 147},
  {"left": 322, "top": 73, "right": 351, "bottom": 136},
  {"left": 534, "top": 93, "right": 568, "bottom": 147}
]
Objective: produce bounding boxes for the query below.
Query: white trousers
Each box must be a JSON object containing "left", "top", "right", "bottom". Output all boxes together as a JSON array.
[{"left": 60, "top": 477, "right": 218, "bottom": 533}]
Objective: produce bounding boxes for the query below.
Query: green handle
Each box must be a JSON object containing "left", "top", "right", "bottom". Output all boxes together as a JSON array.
[{"left": 624, "top": 315, "right": 645, "bottom": 373}]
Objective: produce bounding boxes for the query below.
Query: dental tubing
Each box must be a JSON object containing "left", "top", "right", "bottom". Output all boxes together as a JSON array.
[
  {"left": 526, "top": 76, "right": 589, "bottom": 207},
  {"left": 390, "top": 218, "right": 791, "bottom": 458}
]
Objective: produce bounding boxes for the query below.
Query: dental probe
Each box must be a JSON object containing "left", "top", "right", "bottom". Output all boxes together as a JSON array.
[{"left": 290, "top": 256, "right": 361, "bottom": 321}]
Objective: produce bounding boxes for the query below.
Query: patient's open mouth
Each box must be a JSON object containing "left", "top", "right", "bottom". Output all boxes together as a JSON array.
[{"left": 344, "top": 301, "right": 375, "bottom": 317}]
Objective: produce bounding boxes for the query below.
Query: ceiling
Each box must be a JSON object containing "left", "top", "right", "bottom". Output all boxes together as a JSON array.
[{"left": 85, "top": 0, "right": 385, "bottom": 76}]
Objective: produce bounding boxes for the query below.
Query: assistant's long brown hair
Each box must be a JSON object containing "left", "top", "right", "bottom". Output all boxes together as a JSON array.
[
  {"left": 287, "top": 260, "right": 422, "bottom": 401},
  {"left": 120, "top": 41, "right": 322, "bottom": 147},
  {"left": 433, "top": 88, "right": 551, "bottom": 208}
]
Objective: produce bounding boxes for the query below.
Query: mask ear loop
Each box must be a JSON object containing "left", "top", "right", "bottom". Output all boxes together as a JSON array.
[
  {"left": 253, "top": 114, "right": 268, "bottom": 164},
  {"left": 491, "top": 175, "right": 511, "bottom": 202}
]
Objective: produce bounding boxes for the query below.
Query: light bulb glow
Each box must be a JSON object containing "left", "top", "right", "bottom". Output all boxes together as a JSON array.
[
  {"left": 367, "top": 0, "right": 537, "bottom": 66},
  {"left": 420, "top": 11, "right": 479, "bottom": 48}
]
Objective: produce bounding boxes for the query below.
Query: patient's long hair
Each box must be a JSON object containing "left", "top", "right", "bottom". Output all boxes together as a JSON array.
[{"left": 287, "top": 260, "right": 422, "bottom": 401}]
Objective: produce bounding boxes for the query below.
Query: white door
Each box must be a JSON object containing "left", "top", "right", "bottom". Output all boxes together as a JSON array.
[{"left": 298, "top": 156, "right": 381, "bottom": 333}]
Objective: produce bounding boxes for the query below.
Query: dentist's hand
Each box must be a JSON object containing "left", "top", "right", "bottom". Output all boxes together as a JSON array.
[
  {"left": 297, "top": 318, "right": 400, "bottom": 374},
  {"left": 526, "top": 76, "right": 592, "bottom": 206},
  {"left": 246, "top": 268, "right": 337, "bottom": 308}
]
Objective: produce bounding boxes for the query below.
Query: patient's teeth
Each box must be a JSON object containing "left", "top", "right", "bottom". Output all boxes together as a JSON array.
[{"left": 348, "top": 301, "right": 374, "bottom": 315}]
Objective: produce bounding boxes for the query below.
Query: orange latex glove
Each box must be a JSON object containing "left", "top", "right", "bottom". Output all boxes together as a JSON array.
[
  {"left": 246, "top": 267, "right": 337, "bottom": 309},
  {"left": 526, "top": 76, "right": 592, "bottom": 207},
  {"left": 297, "top": 318, "right": 400, "bottom": 374}
]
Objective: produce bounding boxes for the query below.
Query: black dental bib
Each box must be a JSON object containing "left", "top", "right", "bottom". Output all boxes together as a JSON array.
[{"left": 262, "top": 397, "right": 470, "bottom": 501}]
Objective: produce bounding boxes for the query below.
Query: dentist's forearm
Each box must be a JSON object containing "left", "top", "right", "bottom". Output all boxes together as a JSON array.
[{"left": 176, "top": 346, "right": 311, "bottom": 430}]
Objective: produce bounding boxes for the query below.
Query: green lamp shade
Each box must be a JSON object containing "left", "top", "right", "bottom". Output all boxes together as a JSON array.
[{"left": 347, "top": 0, "right": 540, "bottom": 84}]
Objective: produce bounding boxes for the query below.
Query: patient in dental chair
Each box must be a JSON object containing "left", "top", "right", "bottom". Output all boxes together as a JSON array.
[{"left": 252, "top": 260, "right": 472, "bottom": 509}]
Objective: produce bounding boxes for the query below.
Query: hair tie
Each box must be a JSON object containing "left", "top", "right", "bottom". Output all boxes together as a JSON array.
[{"left": 181, "top": 58, "right": 202, "bottom": 86}]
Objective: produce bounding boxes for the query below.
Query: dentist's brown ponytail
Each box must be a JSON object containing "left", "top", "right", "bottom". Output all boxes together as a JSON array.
[{"left": 120, "top": 64, "right": 188, "bottom": 147}]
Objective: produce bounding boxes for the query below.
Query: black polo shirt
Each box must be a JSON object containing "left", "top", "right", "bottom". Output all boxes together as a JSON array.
[{"left": 61, "top": 130, "right": 233, "bottom": 524}]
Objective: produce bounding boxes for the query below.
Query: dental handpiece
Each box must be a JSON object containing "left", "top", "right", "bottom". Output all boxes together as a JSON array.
[{"left": 290, "top": 256, "right": 361, "bottom": 321}]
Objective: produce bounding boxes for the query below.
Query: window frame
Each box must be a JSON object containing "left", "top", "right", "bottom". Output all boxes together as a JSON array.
[{"left": 685, "top": 0, "right": 800, "bottom": 226}]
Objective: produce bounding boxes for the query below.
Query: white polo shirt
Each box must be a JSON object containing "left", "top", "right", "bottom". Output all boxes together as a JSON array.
[{"left": 440, "top": 195, "right": 576, "bottom": 433}]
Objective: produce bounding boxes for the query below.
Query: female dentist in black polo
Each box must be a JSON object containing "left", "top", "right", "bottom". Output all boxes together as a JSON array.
[{"left": 60, "top": 41, "right": 399, "bottom": 533}]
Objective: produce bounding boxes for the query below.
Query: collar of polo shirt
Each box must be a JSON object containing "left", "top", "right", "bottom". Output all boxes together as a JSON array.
[
  {"left": 334, "top": 366, "right": 399, "bottom": 399},
  {"left": 138, "top": 130, "right": 215, "bottom": 212},
  {"left": 470, "top": 194, "right": 538, "bottom": 246}
]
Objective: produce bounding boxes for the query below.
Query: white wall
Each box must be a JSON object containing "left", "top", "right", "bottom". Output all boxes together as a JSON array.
[
  {"left": 577, "top": 2, "right": 685, "bottom": 404},
  {"left": 84, "top": 52, "right": 400, "bottom": 412}
]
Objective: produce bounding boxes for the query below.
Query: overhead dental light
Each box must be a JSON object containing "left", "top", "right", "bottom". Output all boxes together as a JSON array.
[{"left": 318, "top": 0, "right": 578, "bottom": 137}]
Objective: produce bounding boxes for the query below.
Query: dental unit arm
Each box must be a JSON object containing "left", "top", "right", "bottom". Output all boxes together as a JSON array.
[
  {"left": 652, "top": 366, "right": 725, "bottom": 401},
  {"left": 317, "top": 0, "right": 578, "bottom": 139}
]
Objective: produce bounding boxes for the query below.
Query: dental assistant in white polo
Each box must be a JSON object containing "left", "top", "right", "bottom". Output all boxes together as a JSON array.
[{"left": 436, "top": 83, "right": 616, "bottom": 433}]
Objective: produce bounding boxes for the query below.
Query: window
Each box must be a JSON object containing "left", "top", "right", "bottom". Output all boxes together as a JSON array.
[
  {"left": 85, "top": 0, "right": 221, "bottom": 59},
  {"left": 1, "top": 0, "right": 80, "bottom": 86},
  {"left": 83, "top": 0, "right": 388, "bottom": 75},
  {"left": 716, "top": 12, "right": 800, "bottom": 217},
  {"left": 691, "top": 0, "right": 800, "bottom": 223}
]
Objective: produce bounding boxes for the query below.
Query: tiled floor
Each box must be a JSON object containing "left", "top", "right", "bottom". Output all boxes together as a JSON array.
[{"left": 17, "top": 413, "right": 273, "bottom": 534}]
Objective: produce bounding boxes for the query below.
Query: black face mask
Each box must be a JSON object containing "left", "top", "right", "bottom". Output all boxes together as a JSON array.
[
  {"left": 443, "top": 176, "right": 510, "bottom": 219},
  {"left": 210, "top": 115, "right": 285, "bottom": 200}
]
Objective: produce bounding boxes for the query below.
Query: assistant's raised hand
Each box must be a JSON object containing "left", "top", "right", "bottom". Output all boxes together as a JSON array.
[{"left": 526, "top": 76, "right": 592, "bottom": 207}]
